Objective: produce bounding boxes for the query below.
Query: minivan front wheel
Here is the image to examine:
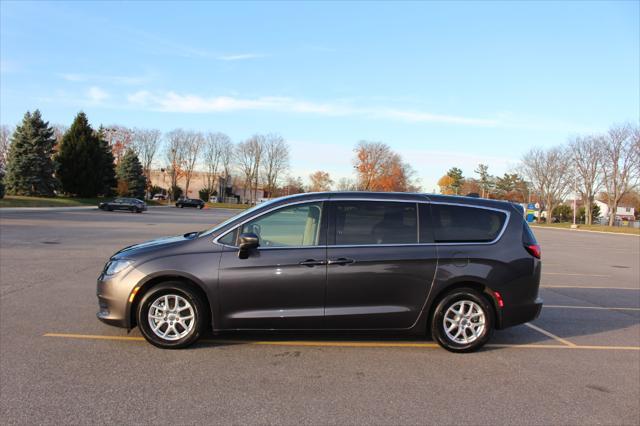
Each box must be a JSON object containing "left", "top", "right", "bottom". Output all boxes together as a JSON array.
[
  {"left": 431, "top": 288, "right": 493, "bottom": 353},
  {"left": 137, "top": 282, "right": 206, "bottom": 349}
]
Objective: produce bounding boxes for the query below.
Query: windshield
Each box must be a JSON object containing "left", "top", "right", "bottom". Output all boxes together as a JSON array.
[{"left": 199, "top": 199, "right": 281, "bottom": 237}]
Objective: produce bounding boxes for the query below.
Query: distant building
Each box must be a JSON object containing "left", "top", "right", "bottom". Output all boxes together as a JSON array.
[
  {"left": 594, "top": 200, "right": 635, "bottom": 221},
  {"left": 148, "top": 169, "right": 264, "bottom": 203}
]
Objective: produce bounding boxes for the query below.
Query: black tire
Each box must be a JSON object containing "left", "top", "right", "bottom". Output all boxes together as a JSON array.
[
  {"left": 431, "top": 287, "right": 493, "bottom": 353},
  {"left": 107, "top": 206, "right": 113, "bottom": 212},
  {"left": 137, "top": 282, "right": 207, "bottom": 349},
  {"left": 180, "top": 204, "right": 184, "bottom": 208},
  {"left": 135, "top": 209, "right": 142, "bottom": 213},
  {"left": 198, "top": 204, "right": 204, "bottom": 209}
]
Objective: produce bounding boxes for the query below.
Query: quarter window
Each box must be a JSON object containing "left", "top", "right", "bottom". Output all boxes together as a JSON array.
[
  {"left": 431, "top": 204, "right": 507, "bottom": 243},
  {"left": 240, "top": 202, "right": 323, "bottom": 247},
  {"left": 218, "top": 228, "right": 238, "bottom": 246},
  {"left": 334, "top": 201, "right": 418, "bottom": 245}
]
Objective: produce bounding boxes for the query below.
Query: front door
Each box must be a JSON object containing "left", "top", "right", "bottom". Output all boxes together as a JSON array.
[
  {"left": 324, "top": 201, "right": 437, "bottom": 329},
  {"left": 218, "top": 201, "right": 327, "bottom": 329}
]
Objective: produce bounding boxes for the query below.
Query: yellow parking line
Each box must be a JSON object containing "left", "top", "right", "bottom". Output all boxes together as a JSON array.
[
  {"left": 545, "top": 305, "right": 640, "bottom": 311},
  {"left": 541, "top": 285, "right": 640, "bottom": 290},
  {"left": 524, "top": 323, "right": 577, "bottom": 347},
  {"left": 43, "top": 333, "right": 640, "bottom": 351},
  {"left": 44, "top": 332, "right": 144, "bottom": 341}
]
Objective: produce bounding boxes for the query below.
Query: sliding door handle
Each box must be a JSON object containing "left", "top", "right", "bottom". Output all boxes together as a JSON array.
[
  {"left": 299, "top": 259, "right": 326, "bottom": 267},
  {"left": 328, "top": 258, "right": 355, "bottom": 265}
]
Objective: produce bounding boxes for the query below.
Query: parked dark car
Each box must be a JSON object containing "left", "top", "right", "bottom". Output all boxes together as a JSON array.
[
  {"left": 175, "top": 198, "right": 205, "bottom": 209},
  {"left": 97, "top": 192, "right": 542, "bottom": 352},
  {"left": 98, "top": 198, "right": 146, "bottom": 213}
]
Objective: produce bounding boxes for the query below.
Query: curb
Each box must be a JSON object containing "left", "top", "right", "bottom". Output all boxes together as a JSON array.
[
  {"left": 0, "top": 206, "right": 97, "bottom": 213},
  {"left": 530, "top": 225, "right": 640, "bottom": 237}
]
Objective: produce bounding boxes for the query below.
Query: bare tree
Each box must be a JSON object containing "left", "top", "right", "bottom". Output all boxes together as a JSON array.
[
  {"left": 50, "top": 124, "right": 67, "bottom": 153},
  {"left": 103, "top": 125, "right": 134, "bottom": 164},
  {"left": 0, "top": 125, "right": 12, "bottom": 170},
  {"left": 202, "top": 132, "right": 229, "bottom": 192},
  {"left": 569, "top": 135, "right": 603, "bottom": 225},
  {"left": 236, "top": 139, "right": 254, "bottom": 203},
  {"left": 216, "top": 137, "right": 235, "bottom": 202},
  {"left": 132, "top": 128, "right": 161, "bottom": 188},
  {"left": 261, "top": 133, "right": 289, "bottom": 197},
  {"left": 165, "top": 129, "right": 188, "bottom": 199},
  {"left": 182, "top": 131, "right": 204, "bottom": 197},
  {"left": 336, "top": 177, "right": 357, "bottom": 191},
  {"left": 521, "top": 146, "right": 572, "bottom": 223},
  {"left": 220, "top": 137, "right": 234, "bottom": 179},
  {"left": 600, "top": 123, "right": 640, "bottom": 226}
]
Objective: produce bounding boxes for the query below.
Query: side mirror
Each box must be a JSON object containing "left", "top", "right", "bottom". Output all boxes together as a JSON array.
[{"left": 238, "top": 232, "right": 259, "bottom": 259}]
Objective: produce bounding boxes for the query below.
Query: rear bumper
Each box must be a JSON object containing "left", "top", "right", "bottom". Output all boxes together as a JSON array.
[{"left": 497, "top": 297, "right": 543, "bottom": 329}]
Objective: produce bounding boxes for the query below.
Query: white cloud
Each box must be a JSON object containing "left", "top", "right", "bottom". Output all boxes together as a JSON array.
[
  {"left": 125, "top": 91, "right": 499, "bottom": 127},
  {"left": 86, "top": 86, "right": 109, "bottom": 103},
  {"left": 60, "top": 73, "right": 149, "bottom": 85},
  {"left": 216, "top": 53, "right": 267, "bottom": 61}
]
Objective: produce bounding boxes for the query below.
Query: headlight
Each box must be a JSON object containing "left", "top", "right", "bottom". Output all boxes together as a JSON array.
[{"left": 104, "top": 260, "right": 133, "bottom": 276}]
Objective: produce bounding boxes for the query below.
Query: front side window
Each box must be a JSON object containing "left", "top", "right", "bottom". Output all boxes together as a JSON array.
[
  {"left": 240, "top": 202, "right": 323, "bottom": 247},
  {"left": 431, "top": 204, "right": 507, "bottom": 243},
  {"left": 334, "top": 201, "right": 418, "bottom": 245}
]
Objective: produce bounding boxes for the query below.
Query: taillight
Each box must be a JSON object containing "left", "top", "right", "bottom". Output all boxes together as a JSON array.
[{"left": 525, "top": 244, "right": 541, "bottom": 259}]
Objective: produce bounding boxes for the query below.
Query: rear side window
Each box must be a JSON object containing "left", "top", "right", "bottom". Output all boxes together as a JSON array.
[
  {"left": 522, "top": 221, "right": 538, "bottom": 245},
  {"left": 334, "top": 201, "right": 417, "bottom": 245},
  {"left": 431, "top": 204, "right": 507, "bottom": 243}
]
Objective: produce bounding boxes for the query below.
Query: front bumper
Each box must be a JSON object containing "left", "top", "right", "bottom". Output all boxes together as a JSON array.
[{"left": 96, "top": 268, "right": 144, "bottom": 329}]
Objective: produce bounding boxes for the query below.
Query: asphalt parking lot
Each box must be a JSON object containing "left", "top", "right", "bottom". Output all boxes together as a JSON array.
[{"left": 1, "top": 207, "right": 639, "bottom": 425}]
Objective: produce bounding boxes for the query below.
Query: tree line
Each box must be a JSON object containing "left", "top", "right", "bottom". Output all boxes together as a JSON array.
[
  {"left": 0, "top": 110, "right": 420, "bottom": 202},
  {"left": 1, "top": 111, "right": 147, "bottom": 200},
  {"left": 436, "top": 122, "right": 640, "bottom": 225}
]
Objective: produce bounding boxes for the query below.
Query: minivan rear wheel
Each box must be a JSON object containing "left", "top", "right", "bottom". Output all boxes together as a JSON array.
[
  {"left": 137, "top": 282, "right": 206, "bottom": 349},
  {"left": 431, "top": 288, "right": 493, "bottom": 353}
]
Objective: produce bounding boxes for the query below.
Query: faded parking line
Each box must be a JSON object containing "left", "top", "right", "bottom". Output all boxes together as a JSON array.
[
  {"left": 545, "top": 305, "right": 640, "bottom": 311},
  {"left": 541, "top": 285, "right": 640, "bottom": 290},
  {"left": 42, "top": 333, "right": 640, "bottom": 351},
  {"left": 524, "top": 323, "right": 577, "bottom": 347},
  {"left": 543, "top": 272, "right": 610, "bottom": 277}
]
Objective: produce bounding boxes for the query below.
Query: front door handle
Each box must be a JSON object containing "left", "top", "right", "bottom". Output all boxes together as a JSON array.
[
  {"left": 328, "top": 258, "right": 355, "bottom": 265},
  {"left": 299, "top": 259, "right": 327, "bottom": 267}
]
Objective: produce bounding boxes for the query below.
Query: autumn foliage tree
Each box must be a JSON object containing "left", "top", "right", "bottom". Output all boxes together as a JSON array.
[
  {"left": 308, "top": 171, "right": 333, "bottom": 192},
  {"left": 437, "top": 175, "right": 455, "bottom": 194},
  {"left": 353, "top": 141, "right": 418, "bottom": 192}
]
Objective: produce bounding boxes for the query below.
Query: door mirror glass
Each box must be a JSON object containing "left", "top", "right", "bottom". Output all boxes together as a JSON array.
[{"left": 238, "top": 232, "right": 260, "bottom": 259}]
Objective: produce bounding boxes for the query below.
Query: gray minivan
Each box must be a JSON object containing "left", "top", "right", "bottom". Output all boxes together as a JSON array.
[{"left": 97, "top": 192, "right": 542, "bottom": 352}]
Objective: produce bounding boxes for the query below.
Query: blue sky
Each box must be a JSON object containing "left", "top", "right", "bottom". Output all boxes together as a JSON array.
[{"left": 1, "top": 1, "right": 638, "bottom": 190}]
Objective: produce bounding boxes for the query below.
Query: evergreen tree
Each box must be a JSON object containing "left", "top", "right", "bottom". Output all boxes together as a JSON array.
[
  {"left": 116, "top": 148, "right": 146, "bottom": 199},
  {"left": 97, "top": 127, "right": 117, "bottom": 196},
  {"left": 57, "top": 113, "right": 115, "bottom": 197},
  {"left": 4, "top": 110, "right": 58, "bottom": 196}
]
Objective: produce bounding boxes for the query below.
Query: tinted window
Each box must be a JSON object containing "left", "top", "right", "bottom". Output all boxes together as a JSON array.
[
  {"left": 522, "top": 221, "right": 537, "bottom": 244},
  {"left": 431, "top": 204, "right": 507, "bottom": 243},
  {"left": 335, "top": 201, "right": 417, "bottom": 245},
  {"left": 241, "top": 202, "right": 323, "bottom": 247}
]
